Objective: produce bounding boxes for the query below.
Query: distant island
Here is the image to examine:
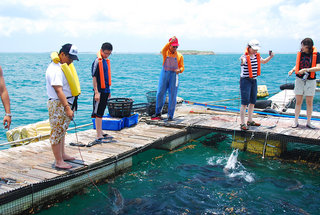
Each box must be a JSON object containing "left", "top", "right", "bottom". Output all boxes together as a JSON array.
[{"left": 179, "top": 50, "right": 215, "bottom": 55}]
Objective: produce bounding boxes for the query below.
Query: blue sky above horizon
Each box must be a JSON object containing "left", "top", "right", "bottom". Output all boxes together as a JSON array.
[{"left": 0, "top": 0, "right": 319, "bottom": 53}]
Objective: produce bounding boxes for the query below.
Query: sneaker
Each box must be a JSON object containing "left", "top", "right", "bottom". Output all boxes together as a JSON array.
[
  {"left": 167, "top": 117, "right": 174, "bottom": 121},
  {"left": 247, "top": 121, "right": 261, "bottom": 126},
  {"left": 240, "top": 124, "right": 248, "bottom": 131},
  {"left": 151, "top": 114, "right": 162, "bottom": 120},
  {"left": 306, "top": 124, "right": 316, "bottom": 129},
  {"left": 291, "top": 123, "right": 299, "bottom": 128}
]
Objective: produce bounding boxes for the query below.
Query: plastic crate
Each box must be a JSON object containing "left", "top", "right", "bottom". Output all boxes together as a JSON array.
[
  {"left": 108, "top": 98, "right": 134, "bottom": 118},
  {"left": 92, "top": 116, "right": 124, "bottom": 131},
  {"left": 124, "top": 114, "right": 139, "bottom": 127}
]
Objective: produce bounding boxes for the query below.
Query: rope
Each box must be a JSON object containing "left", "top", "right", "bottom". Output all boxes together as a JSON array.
[
  {"left": 262, "top": 132, "right": 269, "bottom": 159},
  {"left": 71, "top": 120, "right": 110, "bottom": 200},
  {"left": 184, "top": 100, "right": 320, "bottom": 121}
]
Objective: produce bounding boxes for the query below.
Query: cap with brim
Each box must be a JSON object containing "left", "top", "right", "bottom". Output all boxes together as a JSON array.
[
  {"left": 169, "top": 38, "right": 179, "bottom": 47},
  {"left": 61, "top": 43, "right": 79, "bottom": 61},
  {"left": 248, "top": 39, "right": 260, "bottom": 51}
]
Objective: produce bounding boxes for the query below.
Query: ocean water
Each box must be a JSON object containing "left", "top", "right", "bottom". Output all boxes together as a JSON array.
[{"left": 1, "top": 53, "right": 320, "bottom": 214}]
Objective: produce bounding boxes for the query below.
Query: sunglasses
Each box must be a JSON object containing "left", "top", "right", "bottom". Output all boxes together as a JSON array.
[{"left": 172, "top": 46, "right": 178, "bottom": 49}]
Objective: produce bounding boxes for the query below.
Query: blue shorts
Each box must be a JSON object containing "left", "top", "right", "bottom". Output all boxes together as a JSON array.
[{"left": 240, "top": 77, "right": 257, "bottom": 105}]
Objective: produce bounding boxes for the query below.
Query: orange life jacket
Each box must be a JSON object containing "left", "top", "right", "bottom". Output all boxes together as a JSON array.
[
  {"left": 97, "top": 50, "right": 112, "bottom": 89},
  {"left": 245, "top": 48, "right": 261, "bottom": 78},
  {"left": 295, "top": 46, "right": 317, "bottom": 79}
]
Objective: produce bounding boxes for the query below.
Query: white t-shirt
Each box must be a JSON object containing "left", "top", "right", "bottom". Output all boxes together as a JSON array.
[{"left": 46, "top": 62, "right": 74, "bottom": 103}]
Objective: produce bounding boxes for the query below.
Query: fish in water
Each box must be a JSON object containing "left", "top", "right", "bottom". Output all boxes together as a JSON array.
[
  {"left": 110, "top": 187, "right": 124, "bottom": 214},
  {"left": 202, "top": 133, "right": 228, "bottom": 146}
]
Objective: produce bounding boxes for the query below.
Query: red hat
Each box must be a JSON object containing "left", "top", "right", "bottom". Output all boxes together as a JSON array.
[{"left": 169, "top": 37, "right": 179, "bottom": 46}]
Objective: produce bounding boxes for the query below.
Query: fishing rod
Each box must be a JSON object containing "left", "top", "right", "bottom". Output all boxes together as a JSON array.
[{"left": 184, "top": 100, "right": 320, "bottom": 121}]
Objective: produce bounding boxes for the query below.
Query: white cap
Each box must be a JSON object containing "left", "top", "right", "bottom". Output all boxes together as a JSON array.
[{"left": 248, "top": 39, "right": 261, "bottom": 51}]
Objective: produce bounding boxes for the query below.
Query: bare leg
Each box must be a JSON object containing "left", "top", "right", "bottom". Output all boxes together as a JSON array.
[
  {"left": 61, "top": 136, "right": 75, "bottom": 161},
  {"left": 240, "top": 105, "right": 247, "bottom": 125},
  {"left": 294, "top": 95, "right": 303, "bottom": 125},
  {"left": 95, "top": 117, "right": 104, "bottom": 139},
  {"left": 306, "top": 96, "right": 314, "bottom": 125},
  {"left": 247, "top": 104, "right": 255, "bottom": 122},
  {"left": 52, "top": 141, "right": 72, "bottom": 169}
]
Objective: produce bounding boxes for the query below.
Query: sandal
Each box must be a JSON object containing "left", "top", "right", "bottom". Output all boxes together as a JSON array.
[
  {"left": 240, "top": 124, "right": 248, "bottom": 131},
  {"left": 102, "top": 134, "right": 114, "bottom": 139},
  {"left": 247, "top": 121, "right": 261, "bottom": 126}
]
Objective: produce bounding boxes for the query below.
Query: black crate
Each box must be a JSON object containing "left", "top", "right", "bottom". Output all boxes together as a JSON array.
[{"left": 108, "top": 98, "right": 134, "bottom": 117}]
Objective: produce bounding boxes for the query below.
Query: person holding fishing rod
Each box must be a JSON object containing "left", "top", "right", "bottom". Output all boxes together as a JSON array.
[
  {"left": 288, "top": 38, "right": 320, "bottom": 129},
  {"left": 239, "top": 39, "right": 274, "bottom": 130}
]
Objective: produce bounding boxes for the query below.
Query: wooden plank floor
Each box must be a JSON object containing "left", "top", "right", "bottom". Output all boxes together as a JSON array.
[
  {"left": 0, "top": 123, "right": 185, "bottom": 195},
  {"left": 147, "top": 104, "right": 320, "bottom": 144}
]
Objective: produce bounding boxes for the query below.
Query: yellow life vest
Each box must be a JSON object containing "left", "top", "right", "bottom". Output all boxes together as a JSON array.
[{"left": 50, "top": 52, "right": 81, "bottom": 96}]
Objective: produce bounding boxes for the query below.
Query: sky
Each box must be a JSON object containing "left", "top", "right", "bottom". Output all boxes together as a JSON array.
[{"left": 0, "top": 0, "right": 319, "bottom": 53}]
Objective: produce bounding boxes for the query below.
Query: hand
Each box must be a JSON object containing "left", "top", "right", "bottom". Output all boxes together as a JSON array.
[
  {"left": 174, "top": 69, "right": 180, "bottom": 74},
  {"left": 298, "top": 68, "right": 307, "bottom": 75},
  {"left": 65, "top": 106, "right": 74, "bottom": 120},
  {"left": 270, "top": 51, "right": 275, "bottom": 58},
  {"left": 108, "top": 93, "right": 111, "bottom": 99},
  {"left": 3, "top": 115, "right": 11, "bottom": 130},
  {"left": 94, "top": 92, "right": 100, "bottom": 102},
  {"left": 288, "top": 70, "right": 294, "bottom": 76}
]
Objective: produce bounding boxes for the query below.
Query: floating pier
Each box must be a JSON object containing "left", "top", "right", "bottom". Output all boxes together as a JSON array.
[{"left": 1, "top": 103, "right": 320, "bottom": 214}]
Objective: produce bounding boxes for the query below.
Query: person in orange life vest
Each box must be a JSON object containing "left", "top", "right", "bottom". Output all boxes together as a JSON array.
[
  {"left": 0, "top": 66, "right": 11, "bottom": 130},
  {"left": 46, "top": 43, "right": 79, "bottom": 169},
  {"left": 91, "top": 42, "right": 113, "bottom": 141},
  {"left": 288, "top": 38, "right": 320, "bottom": 129},
  {"left": 239, "top": 39, "right": 274, "bottom": 130},
  {"left": 152, "top": 36, "right": 184, "bottom": 121}
]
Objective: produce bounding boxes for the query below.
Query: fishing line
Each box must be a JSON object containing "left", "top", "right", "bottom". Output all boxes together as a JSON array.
[{"left": 71, "top": 119, "right": 110, "bottom": 200}]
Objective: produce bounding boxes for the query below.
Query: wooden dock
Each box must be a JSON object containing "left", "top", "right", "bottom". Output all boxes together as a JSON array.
[
  {"left": 1, "top": 103, "right": 320, "bottom": 214},
  {"left": 0, "top": 121, "right": 208, "bottom": 215},
  {"left": 147, "top": 104, "right": 320, "bottom": 145}
]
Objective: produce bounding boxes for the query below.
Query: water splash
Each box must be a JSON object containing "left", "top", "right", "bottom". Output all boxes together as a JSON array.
[{"left": 208, "top": 149, "right": 255, "bottom": 183}]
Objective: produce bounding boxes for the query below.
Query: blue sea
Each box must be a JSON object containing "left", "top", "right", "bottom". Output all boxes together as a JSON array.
[{"left": 1, "top": 53, "right": 320, "bottom": 214}]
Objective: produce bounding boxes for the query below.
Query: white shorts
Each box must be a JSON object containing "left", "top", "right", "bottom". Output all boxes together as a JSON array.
[{"left": 294, "top": 77, "right": 316, "bottom": 96}]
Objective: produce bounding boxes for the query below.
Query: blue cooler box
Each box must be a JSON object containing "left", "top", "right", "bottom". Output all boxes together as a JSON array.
[
  {"left": 124, "top": 114, "right": 139, "bottom": 127},
  {"left": 92, "top": 116, "right": 124, "bottom": 131}
]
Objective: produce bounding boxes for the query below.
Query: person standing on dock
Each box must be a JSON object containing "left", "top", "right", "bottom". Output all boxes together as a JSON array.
[
  {"left": 91, "top": 42, "right": 113, "bottom": 142},
  {"left": 0, "top": 66, "right": 11, "bottom": 130},
  {"left": 46, "top": 44, "right": 79, "bottom": 169},
  {"left": 288, "top": 38, "right": 320, "bottom": 129},
  {"left": 239, "top": 39, "right": 274, "bottom": 130},
  {"left": 151, "top": 36, "right": 184, "bottom": 121}
]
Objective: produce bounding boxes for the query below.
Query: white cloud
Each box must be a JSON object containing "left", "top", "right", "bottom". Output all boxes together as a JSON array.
[{"left": 0, "top": 0, "right": 319, "bottom": 52}]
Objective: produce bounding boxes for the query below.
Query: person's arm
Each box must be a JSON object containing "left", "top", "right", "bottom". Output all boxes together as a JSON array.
[
  {"left": 176, "top": 55, "right": 184, "bottom": 74},
  {"left": 53, "top": 85, "right": 74, "bottom": 120},
  {"left": 92, "top": 76, "right": 100, "bottom": 102},
  {"left": 297, "top": 63, "right": 320, "bottom": 75},
  {"left": 288, "top": 66, "right": 296, "bottom": 76},
  {"left": 261, "top": 52, "right": 274, "bottom": 64},
  {"left": 0, "top": 66, "right": 11, "bottom": 129}
]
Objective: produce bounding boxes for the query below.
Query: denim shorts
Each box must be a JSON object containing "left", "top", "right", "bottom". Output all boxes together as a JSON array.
[{"left": 240, "top": 77, "right": 257, "bottom": 105}]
